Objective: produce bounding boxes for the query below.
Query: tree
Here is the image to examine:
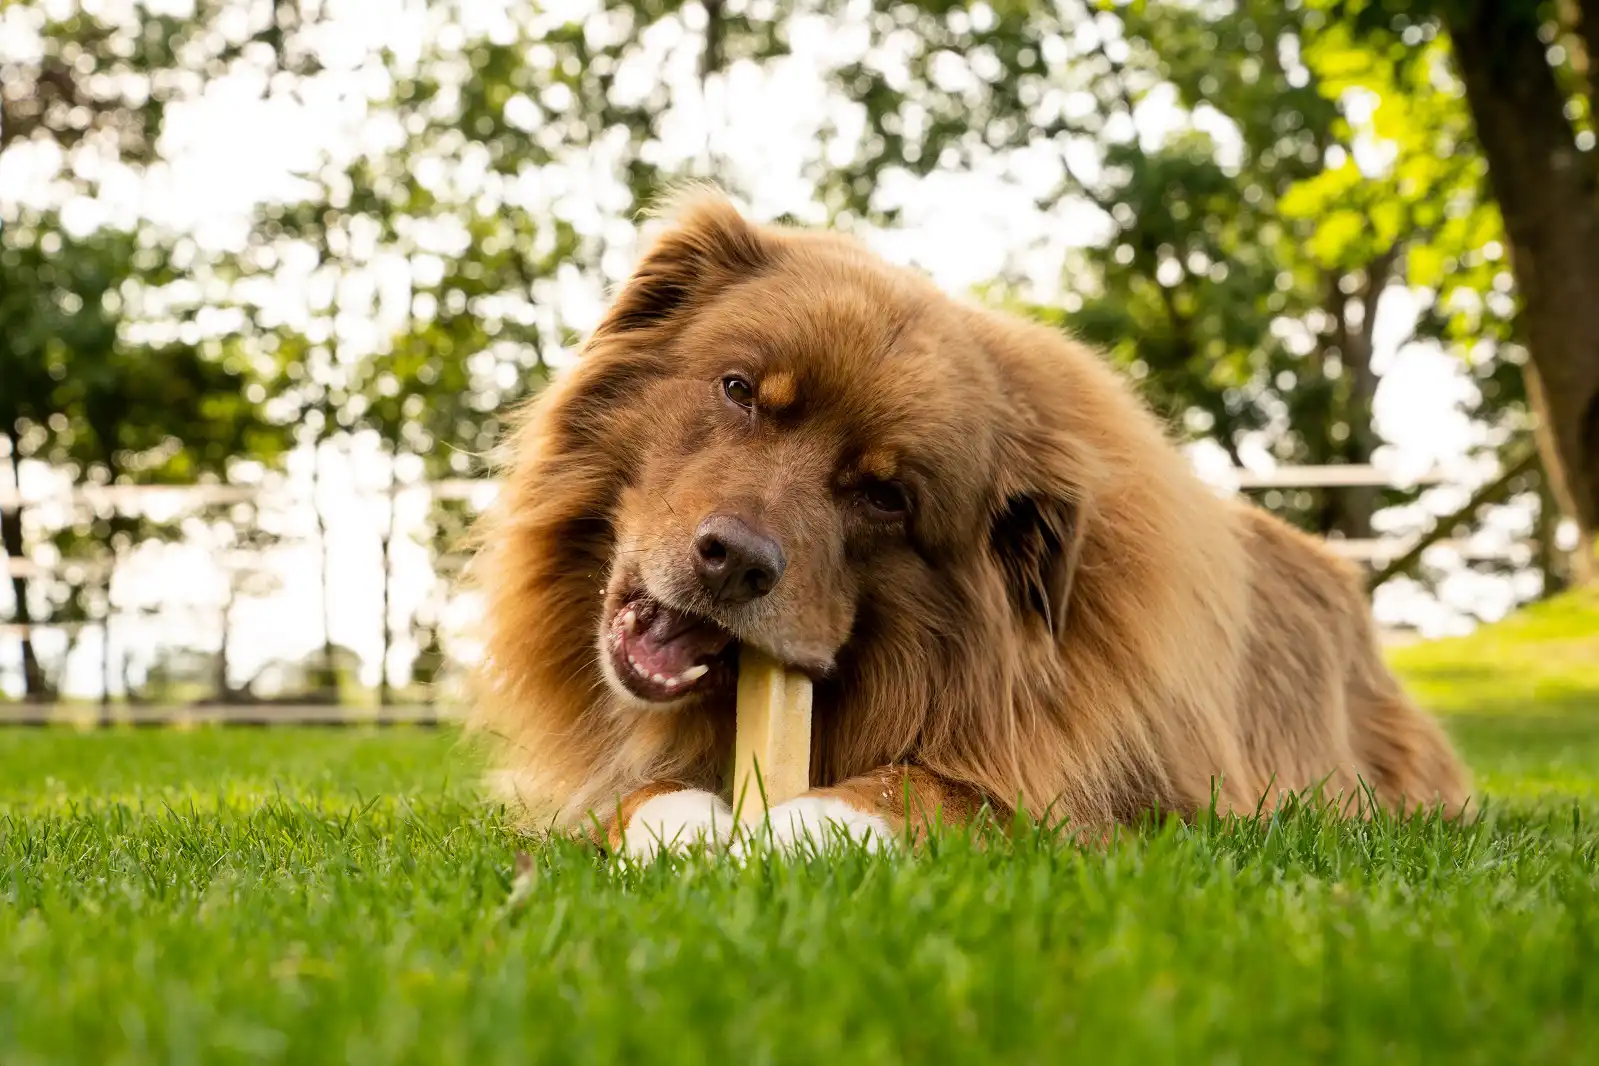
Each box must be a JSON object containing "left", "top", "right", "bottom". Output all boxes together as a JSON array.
[
  {"left": 193, "top": 497, "right": 284, "bottom": 703},
  {"left": 1, "top": 2, "right": 289, "bottom": 700},
  {"left": 800, "top": 0, "right": 1519, "bottom": 542},
  {"left": 0, "top": 214, "right": 284, "bottom": 703},
  {"left": 226, "top": 0, "right": 803, "bottom": 698},
  {"left": 1326, "top": 0, "right": 1599, "bottom": 583},
  {"left": 233, "top": 5, "right": 589, "bottom": 700}
]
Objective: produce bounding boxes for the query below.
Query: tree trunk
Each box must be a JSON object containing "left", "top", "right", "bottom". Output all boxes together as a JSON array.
[
  {"left": 101, "top": 525, "right": 125, "bottom": 718},
  {"left": 699, "top": 0, "right": 726, "bottom": 179},
  {"left": 100, "top": 570, "right": 114, "bottom": 715},
  {"left": 1578, "top": 0, "right": 1599, "bottom": 117},
  {"left": 312, "top": 433, "right": 339, "bottom": 702},
  {"left": 378, "top": 470, "right": 398, "bottom": 708},
  {"left": 1335, "top": 249, "right": 1398, "bottom": 540},
  {"left": 98, "top": 450, "right": 127, "bottom": 719},
  {"left": 2, "top": 429, "right": 47, "bottom": 700},
  {"left": 121, "top": 621, "right": 139, "bottom": 704},
  {"left": 1448, "top": 0, "right": 1599, "bottom": 583},
  {"left": 217, "top": 575, "right": 236, "bottom": 702},
  {"left": 701, "top": 0, "right": 724, "bottom": 80}
]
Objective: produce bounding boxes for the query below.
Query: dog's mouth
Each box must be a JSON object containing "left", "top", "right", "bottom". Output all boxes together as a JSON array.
[{"left": 603, "top": 590, "right": 738, "bottom": 703}]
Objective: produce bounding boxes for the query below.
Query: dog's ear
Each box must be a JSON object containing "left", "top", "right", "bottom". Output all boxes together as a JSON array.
[
  {"left": 596, "top": 191, "right": 770, "bottom": 337},
  {"left": 989, "top": 490, "right": 1086, "bottom": 640}
]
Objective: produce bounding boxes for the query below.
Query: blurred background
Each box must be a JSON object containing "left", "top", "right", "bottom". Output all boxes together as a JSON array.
[{"left": 1, "top": 0, "right": 1596, "bottom": 714}]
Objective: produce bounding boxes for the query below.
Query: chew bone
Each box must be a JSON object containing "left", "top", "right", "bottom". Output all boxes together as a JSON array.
[{"left": 733, "top": 644, "right": 812, "bottom": 819}]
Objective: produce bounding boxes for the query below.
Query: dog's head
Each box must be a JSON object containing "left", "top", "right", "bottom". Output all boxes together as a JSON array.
[{"left": 551, "top": 193, "right": 1089, "bottom": 713}]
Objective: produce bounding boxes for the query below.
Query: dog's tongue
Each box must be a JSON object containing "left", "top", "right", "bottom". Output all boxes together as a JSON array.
[{"left": 619, "top": 599, "right": 733, "bottom": 681}]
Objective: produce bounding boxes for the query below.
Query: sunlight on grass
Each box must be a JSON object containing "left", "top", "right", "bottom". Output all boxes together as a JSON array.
[{"left": 1391, "top": 586, "right": 1599, "bottom": 719}]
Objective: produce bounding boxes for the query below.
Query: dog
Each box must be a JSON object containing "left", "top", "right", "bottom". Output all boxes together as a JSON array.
[{"left": 468, "top": 190, "right": 1469, "bottom": 857}]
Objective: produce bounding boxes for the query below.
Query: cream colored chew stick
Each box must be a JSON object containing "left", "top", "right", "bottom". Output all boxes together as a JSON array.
[{"left": 733, "top": 644, "right": 812, "bottom": 819}]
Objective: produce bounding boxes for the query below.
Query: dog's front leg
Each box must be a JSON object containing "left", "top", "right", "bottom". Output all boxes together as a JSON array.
[
  {"left": 598, "top": 783, "right": 733, "bottom": 860},
  {"left": 744, "top": 766, "right": 993, "bottom": 853}
]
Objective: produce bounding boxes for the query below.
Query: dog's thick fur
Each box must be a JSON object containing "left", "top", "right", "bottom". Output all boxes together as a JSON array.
[{"left": 468, "top": 191, "right": 1469, "bottom": 846}]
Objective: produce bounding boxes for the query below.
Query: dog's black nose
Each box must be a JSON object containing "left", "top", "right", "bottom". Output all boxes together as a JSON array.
[{"left": 692, "top": 514, "right": 786, "bottom": 604}]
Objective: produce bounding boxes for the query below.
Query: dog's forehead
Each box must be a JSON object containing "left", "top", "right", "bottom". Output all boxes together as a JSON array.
[{"left": 688, "top": 270, "right": 1001, "bottom": 444}]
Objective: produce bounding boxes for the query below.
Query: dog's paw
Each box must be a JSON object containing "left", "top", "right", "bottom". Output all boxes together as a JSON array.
[
  {"left": 619, "top": 789, "right": 733, "bottom": 861},
  {"left": 735, "top": 795, "right": 895, "bottom": 857}
]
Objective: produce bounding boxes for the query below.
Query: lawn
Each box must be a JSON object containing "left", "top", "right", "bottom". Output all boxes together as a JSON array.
[{"left": 2, "top": 590, "right": 1597, "bottom": 1065}]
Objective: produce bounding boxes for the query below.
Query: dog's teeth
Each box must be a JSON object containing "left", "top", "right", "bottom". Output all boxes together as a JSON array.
[
  {"left": 664, "top": 677, "right": 679, "bottom": 688},
  {"left": 621, "top": 609, "right": 637, "bottom": 634},
  {"left": 681, "top": 664, "right": 709, "bottom": 682},
  {"left": 651, "top": 673, "right": 667, "bottom": 684}
]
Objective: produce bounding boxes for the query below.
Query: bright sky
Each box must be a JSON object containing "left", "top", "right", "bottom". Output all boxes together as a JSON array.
[{"left": 0, "top": 0, "right": 1555, "bottom": 700}]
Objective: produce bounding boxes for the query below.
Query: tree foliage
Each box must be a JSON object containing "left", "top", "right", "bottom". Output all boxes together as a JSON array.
[
  {"left": 1315, "top": 0, "right": 1599, "bottom": 584},
  {"left": 2, "top": 0, "right": 1585, "bottom": 700}
]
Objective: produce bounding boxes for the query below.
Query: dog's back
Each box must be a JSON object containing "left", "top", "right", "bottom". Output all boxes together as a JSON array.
[{"left": 1230, "top": 505, "right": 1469, "bottom": 814}]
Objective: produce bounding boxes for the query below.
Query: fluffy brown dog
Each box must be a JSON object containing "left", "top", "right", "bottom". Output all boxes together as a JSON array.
[{"left": 469, "top": 190, "right": 1469, "bottom": 856}]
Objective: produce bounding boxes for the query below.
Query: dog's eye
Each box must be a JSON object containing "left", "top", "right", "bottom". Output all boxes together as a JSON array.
[
  {"left": 722, "top": 375, "right": 756, "bottom": 410},
  {"left": 858, "top": 479, "right": 909, "bottom": 518}
]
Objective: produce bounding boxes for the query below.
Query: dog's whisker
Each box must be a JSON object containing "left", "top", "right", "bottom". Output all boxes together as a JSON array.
[{"left": 650, "top": 491, "right": 680, "bottom": 519}]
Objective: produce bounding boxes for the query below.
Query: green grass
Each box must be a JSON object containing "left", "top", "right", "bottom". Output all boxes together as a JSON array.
[
  {"left": 1390, "top": 584, "right": 1599, "bottom": 720},
  {"left": 1391, "top": 584, "right": 1599, "bottom": 802},
  {"left": 3, "top": 593, "right": 1598, "bottom": 1065}
]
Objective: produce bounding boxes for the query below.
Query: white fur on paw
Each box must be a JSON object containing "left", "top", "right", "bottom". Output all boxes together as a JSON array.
[
  {"left": 747, "top": 796, "right": 894, "bottom": 855},
  {"left": 621, "top": 789, "right": 732, "bottom": 860}
]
